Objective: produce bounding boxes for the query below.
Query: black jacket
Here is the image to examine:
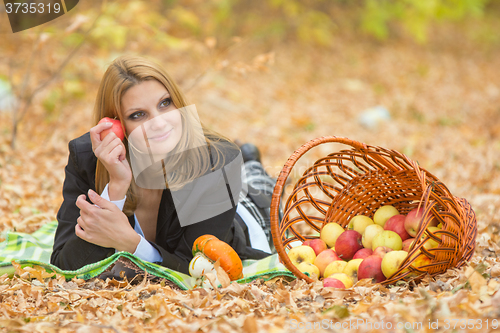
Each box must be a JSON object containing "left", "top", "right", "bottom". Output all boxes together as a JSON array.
[{"left": 50, "top": 132, "right": 270, "bottom": 275}]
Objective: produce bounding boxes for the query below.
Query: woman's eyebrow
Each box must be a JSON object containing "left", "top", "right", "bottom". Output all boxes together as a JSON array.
[
  {"left": 157, "top": 93, "right": 171, "bottom": 103},
  {"left": 125, "top": 93, "right": 171, "bottom": 114}
]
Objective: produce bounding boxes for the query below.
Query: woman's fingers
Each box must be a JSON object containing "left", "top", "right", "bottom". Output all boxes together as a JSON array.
[
  {"left": 109, "top": 142, "right": 125, "bottom": 161},
  {"left": 90, "top": 122, "right": 113, "bottom": 151},
  {"left": 75, "top": 194, "right": 92, "bottom": 210},
  {"left": 76, "top": 194, "right": 99, "bottom": 222},
  {"left": 75, "top": 216, "right": 87, "bottom": 241},
  {"left": 95, "top": 136, "right": 126, "bottom": 163},
  {"left": 93, "top": 132, "right": 118, "bottom": 158},
  {"left": 76, "top": 215, "right": 85, "bottom": 229}
]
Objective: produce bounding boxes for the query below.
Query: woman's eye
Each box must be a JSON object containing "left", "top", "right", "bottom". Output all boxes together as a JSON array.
[
  {"left": 160, "top": 98, "right": 172, "bottom": 108},
  {"left": 129, "top": 111, "right": 145, "bottom": 120}
]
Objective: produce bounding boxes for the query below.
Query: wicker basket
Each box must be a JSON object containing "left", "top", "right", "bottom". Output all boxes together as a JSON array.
[{"left": 270, "top": 136, "right": 477, "bottom": 285}]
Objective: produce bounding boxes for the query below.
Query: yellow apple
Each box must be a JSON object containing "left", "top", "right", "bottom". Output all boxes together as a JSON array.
[
  {"left": 421, "top": 226, "right": 441, "bottom": 249},
  {"left": 349, "top": 215, "right": 375, "bottom": 235},
  {"left": 409, "top": 251, "right": 432, "bottom": 270},
  {"left": 342, "top": 258, "right": 364, "bottom": 280},
  {"left": 288, "top": 245, "right": 316, "bottom": 266},
  {"left": 327, "top": 273, "right": 353, "bottom": 288},
  {"left": 373, "top": 205, "right": 399, "bottom": 227},
  {"left": 320, "top": 223, "right": 345, "bottom": 248},
  {"left": 371, "top": 230, "right": 403, "bottom": 251},
  {"left": 314, "top": 249, "right": 341, "bottom": 277},
  {"left": 381, "top": 250, "right": 408, "bottom": 278},
  {"left": 362, "top": 224, "right": 384, "bottom": 249},
  {"left": 296, "top": 262, "right": 320, "bottom": 279},
  {"left": 324, "top": 260, "right": 348, "bottom": 278}
]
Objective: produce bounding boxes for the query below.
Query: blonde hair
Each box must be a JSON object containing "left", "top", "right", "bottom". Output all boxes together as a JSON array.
[{"left": 92, "top": 55, "right": 235, "bottom": 215}]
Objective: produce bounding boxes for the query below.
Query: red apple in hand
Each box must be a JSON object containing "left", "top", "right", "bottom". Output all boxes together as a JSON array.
[
  {"left": 98, "top": 117, "right": 125, "bottom": 141},
  {"left": 335, "top": 230, "right": 363, "bottom": 261},
  {"left": 384, "top": 214, "right": 411, "bottom": 241}
]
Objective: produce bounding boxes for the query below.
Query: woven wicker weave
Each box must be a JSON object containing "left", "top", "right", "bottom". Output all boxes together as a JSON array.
[{"left": 270, "top": 136, "right": 477, "bottom": 285}]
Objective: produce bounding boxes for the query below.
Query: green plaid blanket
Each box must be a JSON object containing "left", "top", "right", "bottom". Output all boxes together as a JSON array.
[{"left": 0, "top": 221, "right": 295, "bottom": 290}]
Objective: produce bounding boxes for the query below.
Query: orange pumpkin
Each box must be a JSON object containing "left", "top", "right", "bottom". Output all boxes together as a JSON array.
[{"left": 192, "top": 235, "right": 243, "bottom": 281}]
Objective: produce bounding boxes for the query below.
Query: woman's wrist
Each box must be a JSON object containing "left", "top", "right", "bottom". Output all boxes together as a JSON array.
[
  {"left": 108, "top": 179, "right": 130, "bottom": 201},
  {"left": 115, "top": 231, "right": 141, "bottom": 253}
]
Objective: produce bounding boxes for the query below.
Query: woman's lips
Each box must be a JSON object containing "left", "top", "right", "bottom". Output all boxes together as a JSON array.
[{"left": 148, "top": 129, "right": 172, "bottom": 141}]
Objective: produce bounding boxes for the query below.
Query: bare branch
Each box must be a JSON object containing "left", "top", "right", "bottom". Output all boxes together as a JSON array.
[{"left": 10, "top": 6, "right": 104, "bottom": 149}]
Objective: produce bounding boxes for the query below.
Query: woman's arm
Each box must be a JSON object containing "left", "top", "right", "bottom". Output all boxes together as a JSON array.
[
  {"left": 51, "top": 135, "right": 115, "bottom": 270},
  {"left": 51, "top": 133, "right": 140, "bottom": 270},
  {"left": 51, "top": 134, "right": 196, "bottom": 272}
]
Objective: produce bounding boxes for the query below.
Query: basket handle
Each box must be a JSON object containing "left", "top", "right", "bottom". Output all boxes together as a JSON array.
[{"left": 270, "top": 136, "right": 368, "bottom": 281}]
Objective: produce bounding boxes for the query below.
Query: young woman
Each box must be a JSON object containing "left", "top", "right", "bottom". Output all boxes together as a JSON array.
[{"left": 50, "top": 55, "right": 277, "bottom": 275}]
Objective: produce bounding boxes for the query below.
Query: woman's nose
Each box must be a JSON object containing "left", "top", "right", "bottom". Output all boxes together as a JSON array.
[{"left": 149, "top": 112, "right": 168, "bottom": 131}]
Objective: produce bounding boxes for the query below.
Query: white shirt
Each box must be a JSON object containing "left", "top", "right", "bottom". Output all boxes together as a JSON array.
[{"left": 100, "top": 184, "right": 162, "bottom": 263}]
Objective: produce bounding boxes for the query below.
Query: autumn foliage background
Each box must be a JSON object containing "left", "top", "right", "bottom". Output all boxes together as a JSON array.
[{"left": 1, "top": 0, "right": 500, "bottom": 331}]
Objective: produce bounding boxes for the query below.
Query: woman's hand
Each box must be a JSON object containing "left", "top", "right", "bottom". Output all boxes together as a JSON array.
[
  {"left": 90, "top": 122, "right": 131, "bottom": 200},
  {"left": 75, "top": 189, "right": 141, "bottom": 252}
]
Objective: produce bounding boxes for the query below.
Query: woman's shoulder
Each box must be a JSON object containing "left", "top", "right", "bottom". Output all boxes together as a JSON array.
[
  {"left": 69, "top": 132, "right": 93, "bottom": 154},
  {"left": 205, "top": 133, "right": 241, "bottom": 168},
  {"left": 67, "top": 132, "right": 97, "bottom": 172}
]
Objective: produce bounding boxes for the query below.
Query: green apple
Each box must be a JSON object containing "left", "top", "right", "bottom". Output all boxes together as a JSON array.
[
  {"left": 320, "top": 223, "right": 345, "bottom": 248},
  {"left": 373, "top": 205, "right": 399, "bottom": 227},
  {"left": 381, "top": 250, "right": 408, "bottom": 278},
  {"left": 362, "top": 224, "right": 384, "bottom": 249},
  {"left": 348, "top": 215, "right": 375, "bottom": 235},
  {"left": 371, "top": 230, "right": 403, "bottom": 251}
]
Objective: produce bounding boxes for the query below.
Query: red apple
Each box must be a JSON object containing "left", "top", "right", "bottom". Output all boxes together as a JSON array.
[
  {"left": 353, "top": 248, "right": 373, "bottom": 260},
  {"left": 358, "top": 255, "right": 386, "bottom": 283},
  {"left": 404, "top": 208, "right": 423, "bottom": 237},
  {"left": 99, "top": 117, "right": 125, "bottom": 141},
  {"left": 323, "top": 277, "right": 346, "bottom": 289},
  {"left": 303, "top": 238, "right": 327, "bottom": 256},
  {"left": 384, "top": 214, "right": 411, "bottom": 241},
  {"left": 402, "top": 238, "right": 415, "bottom": 252},
  {"left": 372, "top": 246, "right": 393, "bottom": 259},
  {"left": 404, "top": 208, "right": 438, "bottom": 237},
  {"left": 334, "top": 230, "right": 363, "bottom": 261},
  {"left": 313, "top": 249, "right": 341, "bottom": 277}
]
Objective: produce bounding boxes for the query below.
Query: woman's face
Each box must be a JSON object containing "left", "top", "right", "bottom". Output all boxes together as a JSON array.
[{"left": 120, "top": 80, "right": 182, "bottom": 157}]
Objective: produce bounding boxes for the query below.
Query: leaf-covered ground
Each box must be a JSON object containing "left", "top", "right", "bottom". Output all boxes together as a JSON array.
[{"left": 2, "top": 22, "right": 500, "bottom": 332}]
